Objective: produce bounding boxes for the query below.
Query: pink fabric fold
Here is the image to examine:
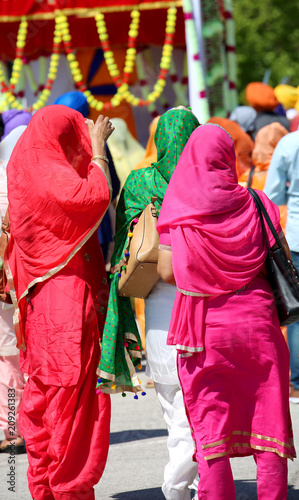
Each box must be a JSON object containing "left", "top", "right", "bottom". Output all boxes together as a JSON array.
[{"left": 157, "top": 124, "right": 280, "bottom": 296}]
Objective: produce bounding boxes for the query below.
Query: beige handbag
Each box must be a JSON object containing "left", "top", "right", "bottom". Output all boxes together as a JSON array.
[{"left": 118, "top": 197, "right": 160, "bottom": 299}]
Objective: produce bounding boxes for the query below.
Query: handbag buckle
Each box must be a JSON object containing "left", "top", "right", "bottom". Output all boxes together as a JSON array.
[{"left": 150, "top": 197, "right": 158, "bottom": 218}]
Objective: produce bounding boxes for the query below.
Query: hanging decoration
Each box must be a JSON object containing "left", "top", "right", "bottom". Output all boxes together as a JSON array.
[
  {"left": 0, "top": 17, "right": 62, "bottom": 112},
  {"left": 182, "top": 0, "right": 210, "bottom": 122},
  {"left": 0, "top": 2, "right": 238, "bottom": 117},
  {"left": 222, "top": 0, "right": 238, "bottom": 112},
  {"left": 0, "top": 18, "right": 28, "bottom": 110},
  {"left": 143, "top": 48, "right": 171, "bottom": 113},
  {"left": 169, "top": 57, "right": 188, "bottom": 107},
  {"left": 0, "top": 6, "right": 177, "bottom": 113},
  {"left": 135, "top": 52, "right": 159, "bottom": 118}
]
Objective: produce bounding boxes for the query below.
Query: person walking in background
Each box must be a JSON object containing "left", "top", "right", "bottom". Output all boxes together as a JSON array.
[
  {"left": 251, "top": 122, "right": 288, "bottom": 191},
  {"left": 251, "top": 122, "right": 288, "bottom": 232},
  {"left": 157, "top": 123, "right": 296, "bottom": 500},
  {"left": 5, "top": 106, "right": 113, "bottom": 500},
  {"left": 264, "top": 129, "right": 299, "bottom": 404},
  {"left": 98, "top": 107, "right": 200, "bottom": 500},
  {"left": 229, "top": 105, "right": 257, "bottom": 139}
]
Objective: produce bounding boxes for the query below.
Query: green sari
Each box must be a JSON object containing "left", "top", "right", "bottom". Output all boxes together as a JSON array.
[{"left": 97, "top": 108, "right": 199, "bottom": 394}]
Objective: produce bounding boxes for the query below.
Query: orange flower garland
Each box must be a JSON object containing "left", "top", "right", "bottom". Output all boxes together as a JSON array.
[
  {"left": 1, "top": 7, "right": 178, "bottom": 112},
  {"left": 0, "top": 18, "right": 28, "bottom": 110}
]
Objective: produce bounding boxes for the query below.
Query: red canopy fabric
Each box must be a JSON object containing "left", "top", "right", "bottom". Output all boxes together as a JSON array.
[
  {"left": 0, "top": 0, "right": 177, "bottom": 18},
  {"left": 0, "top": 0, "right": 185, "bottom": 60}
]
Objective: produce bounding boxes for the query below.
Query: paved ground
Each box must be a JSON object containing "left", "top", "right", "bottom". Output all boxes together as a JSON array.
[{"left": 1, "top": 364, "right": 299, "bottom": 499}]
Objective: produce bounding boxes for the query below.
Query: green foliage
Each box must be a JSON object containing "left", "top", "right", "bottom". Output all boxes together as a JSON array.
[{"left": 232, "top": 0, "right": 299, "bottom": 99}]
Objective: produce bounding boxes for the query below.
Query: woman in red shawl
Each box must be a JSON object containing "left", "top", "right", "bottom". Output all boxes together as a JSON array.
[{"left": 5, "top": 105, "right": 113, "bottom": 500}]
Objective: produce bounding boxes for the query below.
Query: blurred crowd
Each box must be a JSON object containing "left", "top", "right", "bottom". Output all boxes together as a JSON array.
[{"left": 0, "top": 79, "right": 298, "bottom": 500}]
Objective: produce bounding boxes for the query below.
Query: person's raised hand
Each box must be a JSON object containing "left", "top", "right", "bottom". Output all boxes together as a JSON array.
[{"left": 85, "top": 115, "right": 114, "bottom": 153}]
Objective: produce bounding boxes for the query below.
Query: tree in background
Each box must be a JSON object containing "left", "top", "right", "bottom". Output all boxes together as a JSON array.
[{"left": 233, "top": 0, "right": 299, "bottom": 98}]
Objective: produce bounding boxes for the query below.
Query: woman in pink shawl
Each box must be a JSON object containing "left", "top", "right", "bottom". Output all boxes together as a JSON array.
[{"left": 157, "top": 124, "right": 296, "bottom": 499}]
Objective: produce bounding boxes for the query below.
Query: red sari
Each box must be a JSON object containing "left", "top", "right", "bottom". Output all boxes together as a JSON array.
[{"left": 5, "top": 106, "right": 112, "bottom": 500}]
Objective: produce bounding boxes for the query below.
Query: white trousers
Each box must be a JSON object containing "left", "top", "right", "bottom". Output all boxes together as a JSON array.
[{"left": 155, "top": 382, "right": 199, "bottom": 500}]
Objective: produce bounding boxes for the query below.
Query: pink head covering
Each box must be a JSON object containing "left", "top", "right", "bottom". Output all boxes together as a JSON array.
[{"left": 157, "top": 124, "right": 271, "bottom": 295}]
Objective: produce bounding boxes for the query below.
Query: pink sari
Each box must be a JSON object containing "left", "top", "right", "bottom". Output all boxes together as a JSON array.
[
  {"left": 6, "top": 106, "right": 112, "bottom": 499},
  {"left": 157, "top": 124, "right": 295, "bottom": 465}
]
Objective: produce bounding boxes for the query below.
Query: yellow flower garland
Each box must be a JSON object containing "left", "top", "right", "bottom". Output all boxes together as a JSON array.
[
  {"left": 0, "top": 18, "right": 28, "bottom": 111},
  {"left": 31, "top": 18, "right": 62, "bottom": 112},
  {"left": 62, "top": 7, "right": 176, "bottom": 110},
  {"left": 0, "top": 7, "right": 177, "bottom": 112}
]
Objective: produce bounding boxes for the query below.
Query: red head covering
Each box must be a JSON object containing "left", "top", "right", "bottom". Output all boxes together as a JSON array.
[
  {"left": 207, "top": 116, "right": 254, "bottom": 180},
  {"left": 6, "top": 105, "right": 110, "bottom": 348},
  {"left": 246, "top": 82, "right": 279, "bottom": 112},
  {"left": 290, "top": 114, "right": 299, "bottom": 132},
  {"left": 157, "top": 124, "right": 279, "bottom": 295}
]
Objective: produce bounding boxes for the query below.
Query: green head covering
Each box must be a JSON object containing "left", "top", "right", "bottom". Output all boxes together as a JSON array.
[{"left": 97, "top": 108, "right": 200, "bottom": 394}]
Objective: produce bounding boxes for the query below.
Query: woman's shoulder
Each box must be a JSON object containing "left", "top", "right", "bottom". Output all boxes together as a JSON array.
[{"left": 123, "top": 166, "right": 153, "bottom": 187}]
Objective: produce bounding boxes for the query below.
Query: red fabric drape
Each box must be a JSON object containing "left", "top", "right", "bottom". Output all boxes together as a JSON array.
[
  {"left": 6, "top": 105, "right": 111, "bottom": 348},
  {"left": 0, "top": 1, "right": 185, "bottom": 60},
  {"left": 0, "top": 0, "right": 176, "bottom": 17}
]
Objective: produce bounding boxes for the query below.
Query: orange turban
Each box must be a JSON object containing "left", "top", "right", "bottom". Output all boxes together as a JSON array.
[
  {"left": 207, "top": 117, "right": 254, "bottom": 181},
  {"left": 246, "top": 82, "right": 279, "bottom": 112}
]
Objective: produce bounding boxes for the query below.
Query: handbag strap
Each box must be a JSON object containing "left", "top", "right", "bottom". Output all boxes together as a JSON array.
[
  {"left": 248, "top": 187, "right": 282, "bottom": 250},
  {"left": 247, "top": 166, "right": 255, "bottom": 188}
]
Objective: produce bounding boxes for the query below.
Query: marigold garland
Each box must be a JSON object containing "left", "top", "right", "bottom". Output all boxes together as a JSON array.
[
  {"left": 0, "top": 18, "right": 28, "bottom": 111},
  {"left": 60, "top": 6, "right": 177, "bottom": 110},
  {"left": 0, "top": 7, "right": 178, "bottom": 112},
  {"left": 31, "top": 18, "right": 62, "bottom": 112}
]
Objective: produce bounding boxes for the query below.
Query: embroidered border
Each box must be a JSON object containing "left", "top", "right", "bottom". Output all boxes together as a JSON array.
[
  {"left": 176, "top": 344, "right": 204, "bottom": 353},
  {"left": 4, "top": 166, "right": 112, "bottom": 349},
  {"left": 205, "top": 445, "right": 295, "bottom": 461},
  {"left": 158, "top": 244, "right": 172, "bottom": 252},
  {"left": 201, "top": 430, "right": 295, "bottom": 461}
]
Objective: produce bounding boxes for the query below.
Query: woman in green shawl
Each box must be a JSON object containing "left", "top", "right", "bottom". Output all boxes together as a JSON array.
[
  {"left": 97, "top": 107, "right": 199, "bottom": 395},
  {"left": 97, "top": 107, "right": 200, "bottom": 500}
]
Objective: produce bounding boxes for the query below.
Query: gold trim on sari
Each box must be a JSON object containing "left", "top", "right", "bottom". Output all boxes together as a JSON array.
[
  {"left": 201, "top": 430, "right": 296, "bottom": 461},
  {"left": 176, "top": 344, "right": 204, "bottom": 353},
  {"left": 5, "top": 173, "right": 112, "bottom": 349},
  {"left": 97, "top": 346, "right": 142, "bottom": 394}
]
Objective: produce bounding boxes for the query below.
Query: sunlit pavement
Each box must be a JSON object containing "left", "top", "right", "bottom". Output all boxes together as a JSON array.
[{"left": 1, "top": 363, "right": 298, "bottom": 499}]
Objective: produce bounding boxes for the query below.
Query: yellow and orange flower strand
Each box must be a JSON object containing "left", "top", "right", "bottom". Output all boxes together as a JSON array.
[{"left": 0, "top": 7, "right": 177, "bottom": 112}]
